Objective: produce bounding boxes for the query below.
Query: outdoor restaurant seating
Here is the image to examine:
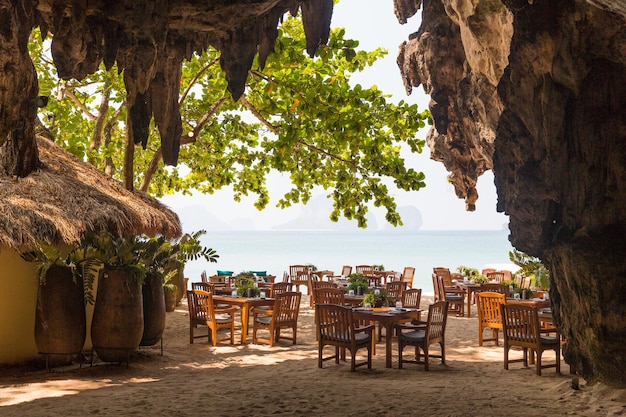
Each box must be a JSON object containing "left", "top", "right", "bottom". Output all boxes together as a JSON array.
[
  {"left": 433, "top": 273, "right": 465, "bottom": 317},
  {"left": 500, "top": 303, "right": 561, "bottom": 375},
  {"left": 289, "top": 265, "right": 310, "bottom": 294},
  {"left": 397, "top": 300, "right": 449, "bottom": 370},
  {"left": 486, "top": 271, "right": 506, "bottom": 283},
  {"left": 480, "top": 283, "right": 511, "bottom": 298},
  {"left": 385, "top": 281, "right": 406, "bottom": 301},
  {"left": 401, "top": 266, "right": 416, "bottom": 288},
  {"left": 269, "top": 282, "right": 292, "bottom": 297},
  {"left": 187, "top": 289, "right": 237, "bottom": 346},
  {"left": 310, "top": 280, "right": 339, "bottom": 309},
  {"left": 355, "top": 265, "right": 374, "bottom": 275},
  {"left": 476, "top": 291, "right": 506, "bottom": 346},
  {"left": 316, "top": 303, "right": 374, "bottom": 371},
  {"left": 252, "top": 291, "right": 302, "bottom": 347}
]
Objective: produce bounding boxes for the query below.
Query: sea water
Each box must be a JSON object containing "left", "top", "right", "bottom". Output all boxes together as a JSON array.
[{"left": 185, "top": 230, "right": 518, "bottom": 294}]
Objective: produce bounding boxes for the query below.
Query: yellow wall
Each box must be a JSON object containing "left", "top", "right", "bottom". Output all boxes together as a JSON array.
[
  {"left": 0, "top": 248, "right": 97, "bottom": 365},
  {"left": 0, "top": 249, "right": 39, "bottom": 364}
]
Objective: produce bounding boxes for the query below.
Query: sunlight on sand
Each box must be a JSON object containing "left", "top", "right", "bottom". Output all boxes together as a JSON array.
[{"left": 0, "top": 379, "right": 156, "bottom": 406}]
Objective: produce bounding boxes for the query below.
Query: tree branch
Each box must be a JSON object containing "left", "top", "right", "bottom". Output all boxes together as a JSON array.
[
  {"left": 138, "top": 95, "right": 229, "bottom": 192},
  {"left": 63, "top": 87, "right": 97, "bottom": 121},
  {"left": 179, "top": 56, "right": 220, "bottom": 105}
]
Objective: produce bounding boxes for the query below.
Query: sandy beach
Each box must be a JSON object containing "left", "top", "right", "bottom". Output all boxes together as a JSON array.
[{"left": 1, "top": 295, "right": 625, "bottom": 417}]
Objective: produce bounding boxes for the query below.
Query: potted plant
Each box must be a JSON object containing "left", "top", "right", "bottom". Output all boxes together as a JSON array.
[
  {"left": 362, "top": 289, "right": 392, "bottom": 308},
  {"left": 509, "top": 249, "right": 550, "bottom": 290},
  {"left": 20, "top": 241, "right": 96, "bottom": 367},
  {"left": 171, "top": 230, "right": 219, "bottom": 303},
  {"left": 347, "top": 273, "right": 368, "bottom": 295},
  {"left": 82, "top": 231, "right": 147, "bottom": 363},
  {"left": 235, "top": 272, "right": 260, "bottom": 297},
  {"left": 373, "top": 264, "right": 385, "bottom": 271}
]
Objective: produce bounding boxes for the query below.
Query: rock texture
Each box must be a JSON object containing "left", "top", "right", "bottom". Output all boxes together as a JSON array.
[
  {"left": 0, "top": 0, "right": 333, "bottom": 174},
  {"left": 397, "top": 0, "right": 626, "bottom": 387}
]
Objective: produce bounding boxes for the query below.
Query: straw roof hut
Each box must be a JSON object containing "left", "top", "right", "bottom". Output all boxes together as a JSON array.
[
  {"left": 0, "top": 136, "right": 181, "bottom": 250},
  {"left": 0, "top": 136, "right": 181, "bottom": 365}
]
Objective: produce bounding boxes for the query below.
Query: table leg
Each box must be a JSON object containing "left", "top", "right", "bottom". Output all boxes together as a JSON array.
[
  {"left": 467, "top": 290, "right": 472, "bottom": 317},
  {"left": 385, "top": 322, "right": 393, "bottom": 368},
  {"left": 240, "top": 304, "right": 250, "bottom": 344}
]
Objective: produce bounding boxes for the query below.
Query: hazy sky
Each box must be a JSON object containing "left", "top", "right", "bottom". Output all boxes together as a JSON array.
[{"left": 160, "top": 0, "right": 510, "bottom": 232}]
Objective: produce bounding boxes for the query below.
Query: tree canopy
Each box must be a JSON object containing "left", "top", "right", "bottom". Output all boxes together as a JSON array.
[{"left": 31, "top": 13, "right": 430, "bottom": 228}]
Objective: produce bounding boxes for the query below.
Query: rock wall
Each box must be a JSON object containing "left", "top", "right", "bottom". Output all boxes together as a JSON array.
[{"left": 397, "top": 0, "right": 626, "bottom": 386}]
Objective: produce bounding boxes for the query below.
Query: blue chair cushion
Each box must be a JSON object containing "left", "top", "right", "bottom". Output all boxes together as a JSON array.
[
  {"left": 251, "top": 270, "right": 267, "bottom": 276},
  {"left": 217, "top": 270, "right": 234, "bottom": 276}
]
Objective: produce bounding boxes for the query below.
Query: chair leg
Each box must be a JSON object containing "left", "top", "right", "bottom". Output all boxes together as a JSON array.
[
  {"left": 398, "top": 342, "right": 404, "bottom": 369},
  {"left": 440, "top": 340, "right": 446, "bottom": 365},
  {"left": 504, "top": 344, "right": 509, "bottom": 370},
  {"left": 367, "top": 345, "right": 372, "bottom": 369},
  {"left": 478, "top": 326, "right": 483, "bottom": 346},
  {"left": 211, "top": 328, "right": 218, "bottom": 347},
  {"left": 424, "top": 346, "right": 429, "bottom": 371},
  {"left": 536, "top": 350, "right": 542, "bottom": 375},
  {"left": 335, "top": 346, "right": 340, "bottom": 364},
  {"left": 318, "top": 343, "right": 324, "bottom": 368}
]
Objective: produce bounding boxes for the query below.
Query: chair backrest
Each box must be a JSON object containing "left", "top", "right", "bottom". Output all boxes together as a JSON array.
[
  {"left": 513, "top": 274, "right": 523, "bottom": 288},
  {"left": 289, "top": 265, "right": 309, "bottom": 281},
  {"left": 476, "top": 291, "right": 506, "bottom": 326},
  {"left": 385, "top": 281, "right": 406, "bottom": 301},
  {"left": 209, "top": 274, "right": 226, "bottom": 284},
  {"left": 316, "top": 303, "right": 358, "bottom": 344},
  {"left": 480, "top": 283, "right": 511, "bottom": 298},
  {"left": 341, "top": 265, "right": 352, "bottom": 277},
  {"left": 355, "top": 265, "right": 374, "bottom": 275},
  {"left": 426, "top": 300, "right": 448, "bottom": 343},
  {"left": 200, "top": 270, "right": 208, "bottom": 283},
  {"left": 191, "top": 281, "right": 214, "bottom": 292},
  {"left": 434, "top": 267, "right": 454, "bottom": 288},
  {"left": 432, "top": 273, "right": 446, "bottom": 302},
  {"left": 520, "top": 276, "right": 532, "bottom": 289},
  {"left": 273, "top": 291, "right": 302, "bottom": 324},
  {"left": 401, "top": 288, "right": 422, "bottom": 309},
  {"left": 481, "top": 268, "right": 496, "bottom": 276},
  {"left": 270, "top": 282, "right": 292, "bottom": 297},
  {"left": 486, "top": 271, "right": 506, "bottom": 283},
  {"left": 193, "top": 289, "right": 221, "bottom": 321},
  {"left": 313, "top": 287, "right": 345, "bottom": 306},
  {"left": 401, "top": 267, "right": 415, "bottom": 286},
  {"left": 310, "top": 281, "right": 338, "bottom": 306},
  {"left": 500, "top": 303, "right": 541, "bottom": 347}
]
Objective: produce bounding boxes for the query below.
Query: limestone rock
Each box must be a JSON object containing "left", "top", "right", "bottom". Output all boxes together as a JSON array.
[{"left": 396, "top": 0, "right": 626, "bottom": 387}]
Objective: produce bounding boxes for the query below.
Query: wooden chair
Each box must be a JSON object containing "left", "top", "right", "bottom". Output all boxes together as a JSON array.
[
  {"left": 289, "top": 265, "right": 310, "bottom": 294},
  {"left": 310, "top": 280, "right": 339, "bottom": 309},
  {"left": 187, "top": 289, "right": 236, "bottom": 346},
  {"left": 480, "top": 283, "right": 511, "bottom": 298},
  {"left": 401, "top": 266, "right": 415, "bottom": 288},
  {"left": 500, "top": 303, "right": 561, "bottom": 375},
  {"left": 397, "top": 300, "right": 449, "bottom": 370},
  {"left": 481, "top": 268, "right": 496, "bottom": 277},
  {"left": 316, "top": 303, "right": 374, "bottom": 371},
  {"left": 269, "top": 282, "right": 292, "bottom": 298},
  {"left": 355, "top": 265, "right": 374, "bottom": 275},
  {"left": 433, "top": 273, "right": 465, "bottom": 317},
  {"left": 401, "top": 288, "right": 422, "bottom": 310},
  {"left": 191, "top": 281, "right": 213, "bottom": 291},
  {"left": 486, "top": 271, "right": 506, "bottom": 283},
  {"left": 252, "top": 291, "right": 301, "bottom": 347},
  {"left": 200, "top": 270, "right": 208, "bottom": 283},
  {"left": 385, "top": 280, "right": 406, "bottom": 302},
  {"left": 476, "top": 291, "right": 506, "bottom": 346}
]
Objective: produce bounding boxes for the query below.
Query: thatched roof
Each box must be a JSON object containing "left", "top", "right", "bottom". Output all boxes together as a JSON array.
[{"left": 0, "top": 136, "right": 182, "bottom": 251}]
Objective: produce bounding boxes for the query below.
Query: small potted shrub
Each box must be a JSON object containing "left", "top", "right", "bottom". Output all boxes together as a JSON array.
[
  {"left": 347, "top": 273, "right": 368, "bottom": 295},
  {"left": 235, "top": 272, "right": 260, "bottom": 297},
  {"left": 362, "top": 289, "right": 391, "bottom": 308}
]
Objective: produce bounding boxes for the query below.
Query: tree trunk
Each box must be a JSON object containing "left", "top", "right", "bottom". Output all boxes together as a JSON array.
[{"left": 0, "top": 2, "right": 40, "bottom": 177}]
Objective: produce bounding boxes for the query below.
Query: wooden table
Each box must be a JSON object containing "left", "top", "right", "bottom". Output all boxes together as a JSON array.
[
  {"left": 212, "top": 295, "right": 275, "bottom": 344},
  {"left": 352, "top": 307, "right": 422, "bottom": 368},
  {"left": 454, "top": 281, "right": 481, "bottom": 317}
]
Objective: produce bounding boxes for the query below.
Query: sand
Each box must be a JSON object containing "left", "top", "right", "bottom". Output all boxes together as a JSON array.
[{"left": 1, "top": 295, "right": 625, "bottom": 417}]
